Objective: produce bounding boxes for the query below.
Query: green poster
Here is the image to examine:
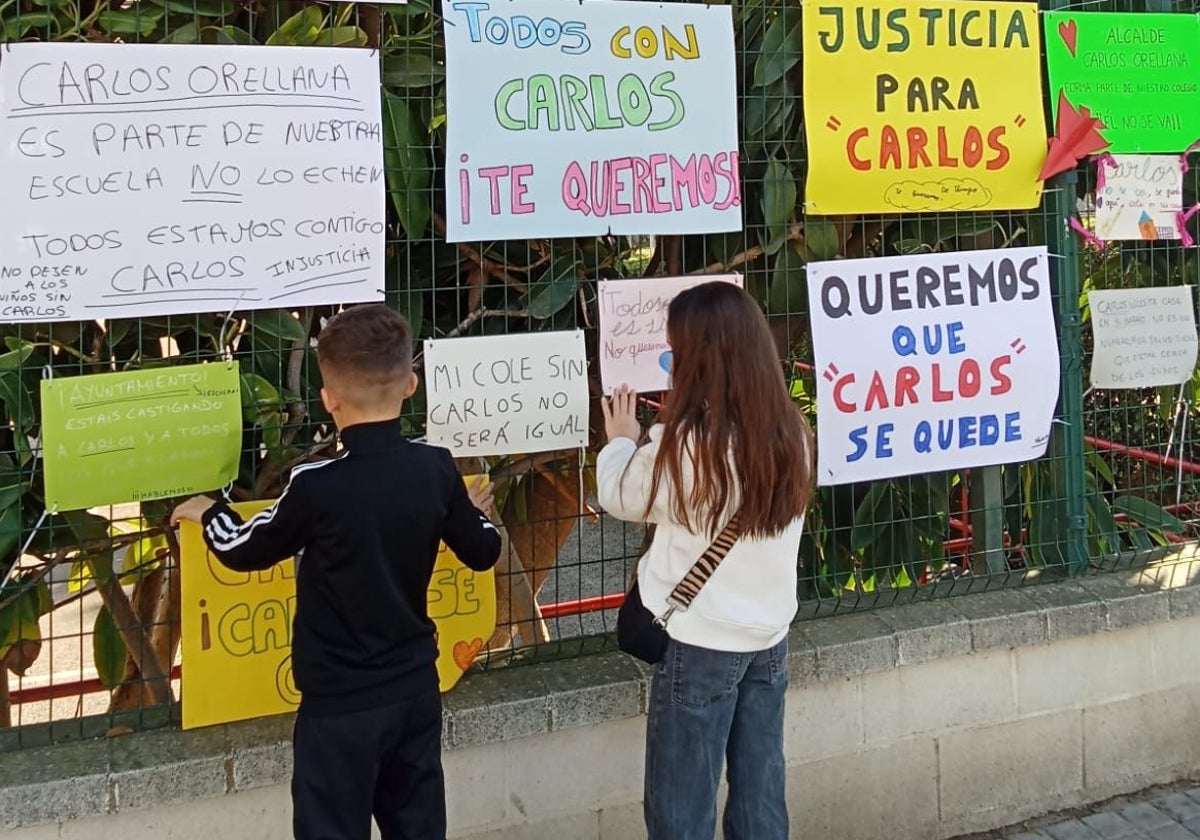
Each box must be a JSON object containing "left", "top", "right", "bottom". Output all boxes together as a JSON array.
[
  {"left": 1044, "top": 12, "right": 1200, "bottom": 153},
  {"left": 41, "top": 363, "right": 242, "bottom": 512}
]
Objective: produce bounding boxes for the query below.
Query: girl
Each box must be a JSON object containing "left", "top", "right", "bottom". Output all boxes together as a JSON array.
[{"left": 597, "top": 281, "right": 814, "bottom": 840}]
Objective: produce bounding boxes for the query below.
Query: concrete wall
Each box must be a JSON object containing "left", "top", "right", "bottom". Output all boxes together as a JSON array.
[{"left": 5, "top": 563, "right": 1200, "bottom": 839}]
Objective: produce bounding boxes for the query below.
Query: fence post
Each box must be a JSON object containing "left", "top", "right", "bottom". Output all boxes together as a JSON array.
[
  {"left": 1049, "top": 169, "right": 1091, "bottom": 575},
  {"left": 969, "top": 468, "right": 1006, "bottom": 575}
]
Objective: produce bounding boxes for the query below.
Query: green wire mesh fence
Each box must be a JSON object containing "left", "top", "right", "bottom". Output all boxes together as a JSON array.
[{"left": 0, "top": 0, "right": 1193, "bottom": 748}]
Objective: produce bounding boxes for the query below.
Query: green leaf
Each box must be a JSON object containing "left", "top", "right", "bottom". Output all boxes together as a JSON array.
[
  {"left": 1127, "top": 526, "right": 1153, "bottom": 551},
  {"left": 60, "top": 510, "right": 116, "bottom": 584},
  {"left": 1085, "top": 445, "right": 1116, "bottom": 487},
  {"left": 527, "top": 256, "right": 581, "bottom": 320},
  {"left": 0, "top": 345, "right": 34, "bottom": 372},
  {"left": 116, "top": 517, "right": 170, "bottom": 577},
  {"left": 396, "top": 289, "right": 425, "bottom": 347},
  {"left": 851, "top": 481, "right": 893, "bottom": 552},
  {"left": 67, "top": 559, "right": 93, "bottom": 595},
  {"left": 98, "top": 8, "right": 164, "bottom": 36},
  {"left": 1112, "top": 495, "right": 1185, "bottom": 535},
  {"left": 1, "top": 587, "right": 41, "bottom": 650},
  {"left": 0, "top": 12, "right": 54, "bottom": 39},
  {"left": 0, "top": 372, "right": 36, "bottom": 432},
  {"left": 266, "top": 5, "right": 324, "bottom": 46},
  {"left": 240, "top": 373, "right": 281, "bottom": 413},
  {"left": 148, "top": 0, "right": 235, "bottom": 14},
  {"left": 759, "top": 156, "right": 796, "bottom": 256},
  {"left": 753, "top": 7, "right": 801, "bottom": 87},
  {"left": 252, "top": 310, "right": 308, "bottom": 343},
  {"left": 382, "top": 52, "right": 446, "bottom": 88},
  {"left": 258, "top": 410, "right": 288, "bottom": 465},
  {"left": 804, "top": 219, "right": 842, "bottom": 261},
  {"left": 161, "top": 22, "right": 200, "bottom": 43},
  {"left": 93, "top": 606, "right": 128, "bottom": 691},
  {"left": 741, "top": 78, "right": 792, "bottom": 155},
  {"left": 1086, "top": 490, "right": 1121, "bottom": 556},
  {"left": 766, "top": 241, "right": 807, "bottom": 316},
  {"left": 382, "top": 92, "right": 432, "bottom": 240},
  {"left": 217, "top": 25, "right": 256, "bottom": 45},
  {"left": 316, "top": 25, "right": 368, "bottom": 47},
  {"left": 0, "top": 454, "right": 26, "bottom": 514}
]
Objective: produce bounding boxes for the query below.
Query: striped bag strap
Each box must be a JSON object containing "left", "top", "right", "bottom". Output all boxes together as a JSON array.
[{"left": 664, "top": 512, "right": 744, "bottom": 613}]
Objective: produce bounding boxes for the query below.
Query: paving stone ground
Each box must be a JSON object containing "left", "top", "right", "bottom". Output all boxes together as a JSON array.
[{"left": 956, "top": 783, "right": 1200, "bottom": 840}]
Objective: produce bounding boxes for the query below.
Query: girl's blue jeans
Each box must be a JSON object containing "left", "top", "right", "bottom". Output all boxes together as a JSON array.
[{"left": 644, "top": 637, "right": 789, "bottom": 840}]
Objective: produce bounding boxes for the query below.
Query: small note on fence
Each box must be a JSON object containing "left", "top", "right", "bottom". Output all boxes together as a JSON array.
[
  {"left": 424, "top": 331, "right": 589, "bottom": 457},
  {"left": 1089, "top": 287, "right": 1198, "bottom": 389},
  {"left": 1095, "top": 155, "right": 1182, "bottom": 241},
  {"left": 40, "top": 362, "right": 241, "bottom": 511},
  {"left": 598, "top": 274, "right": 742, "bottom": 394}
]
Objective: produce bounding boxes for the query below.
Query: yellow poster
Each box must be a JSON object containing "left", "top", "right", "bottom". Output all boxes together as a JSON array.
[
  {"left": 180, "top": 480, "right": 497, "bottom": 730},
  {"left": 802, "top": 0, "right": 1047, "bottom": 215}
]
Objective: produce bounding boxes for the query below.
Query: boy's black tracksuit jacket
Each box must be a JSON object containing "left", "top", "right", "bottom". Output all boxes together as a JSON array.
[{"left": 200, "top": 419, "right": 502, "bottom": 715}]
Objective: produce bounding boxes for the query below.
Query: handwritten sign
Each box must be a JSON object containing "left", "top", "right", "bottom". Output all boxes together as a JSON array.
[
  {"left": 181, "top": 483, "right": 497, "bottom": 729},
  {"left": 424, "top": 331, "right": 588, "bottom": 457},
  {"left": 802, "top": 0, "right": 1045, "bottom": 215},
  {"left": 598, "top": 274, "right": 742, "bottom": 394},
  {"left": 442, "top": 0, "right": 739, "bottom": 241},
  {"left": 181, "top": 501, "right": 298, "bottom": 730},
  {"left": 41, "top": 363, "right": 241, "bottom": 512},
  {"left": 428, "top": 481, "right": 498, "bottom": 692},
  {"left": 1096, "top": 155, "right": 1183, "bottom": 241},
  {"left": 807, "top": 246, "right": 1059, "bottom": 485},
  {"left": 1089, "top": 287, "right": 1198, "bottom": 389},
  {"left": 1044, "top": 12, "right": 1200, "bottom": 153},
  {"left": 0, "top": 43, "right": 384, "bottom": 322}
]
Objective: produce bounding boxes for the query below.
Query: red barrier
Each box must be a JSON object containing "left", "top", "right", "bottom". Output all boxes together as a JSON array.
[
  {"left": 11, "top": 664, "right": 182, "bottom": 705},
  {"left": 1086, "top": 435, "right": 1200, "bottom": 477}
]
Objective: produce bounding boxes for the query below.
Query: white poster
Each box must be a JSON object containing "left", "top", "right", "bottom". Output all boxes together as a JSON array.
[
  {"left": 443, "top": 0, "right": 739, "bottom": 241},
  {"left": 0, "top": 43, "right": 385, "bottom": 323},
  {"left": 807, "top": 246, "right": 1060, "bottom": 486},
  {"left": 424, "top": 330, "right": 589, "bottom": 457},
  {"left": 1095, "top": 155, "right": 1183, "bottom": 241},
  {"left": 598, "top": 274, "right": 741, "bottom": 394},
  {"left": 1089, "top": 287, "right": 1198, "bottom": 389}
]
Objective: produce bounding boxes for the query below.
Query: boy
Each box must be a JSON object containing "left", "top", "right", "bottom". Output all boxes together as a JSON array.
[{"left": 171, "top": 305, "right": 501, "bottom": 840}]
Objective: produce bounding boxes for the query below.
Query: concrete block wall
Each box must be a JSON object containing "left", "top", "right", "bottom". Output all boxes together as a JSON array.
[{"left": 5, "top": 561, "right": 1200, "bottom": 839}]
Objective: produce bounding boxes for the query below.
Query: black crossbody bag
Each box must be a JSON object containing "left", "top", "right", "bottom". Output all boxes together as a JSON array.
[{"left": 616, "top": 513, "right": 743, "bottom": 664}]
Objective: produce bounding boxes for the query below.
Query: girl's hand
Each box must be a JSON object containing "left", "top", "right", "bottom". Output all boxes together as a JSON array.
[
  {"left": 170, "top": 496, "right": 216, "bottom": 528},
  {"left": 602, "top": 385, "right": 641, "bottom": 443},
  {"left": 468, "top": 479, "right": 496, "bottom": 519}
]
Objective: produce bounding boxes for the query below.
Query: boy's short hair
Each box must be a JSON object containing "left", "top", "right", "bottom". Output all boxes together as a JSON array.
[{"left": 316, "top": 305, "right": 413, "bottom": 408}]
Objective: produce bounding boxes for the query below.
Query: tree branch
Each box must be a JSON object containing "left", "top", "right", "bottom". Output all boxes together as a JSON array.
[
  {"left": 689, "top": 223, "right": 805, "bottom": 276},
  {"left": 431, "top": 214, "right": 529, "bottom": 292}
]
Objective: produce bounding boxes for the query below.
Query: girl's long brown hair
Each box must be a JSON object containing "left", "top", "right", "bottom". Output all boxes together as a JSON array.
[{"left": 646, "top": 282, "right": 814, "bottom": 539}]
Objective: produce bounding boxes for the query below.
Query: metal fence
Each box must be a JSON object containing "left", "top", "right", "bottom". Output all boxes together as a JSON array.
[{"left": 0, "top": 0, "right": 1196, "bottom": 749}]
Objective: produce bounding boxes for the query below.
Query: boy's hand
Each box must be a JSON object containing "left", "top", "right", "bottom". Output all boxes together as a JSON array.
[
  {"left": 467, "top": 479, "right": 495, "bottom": 519},
  {"left": 601, "top": 385, "right": 641, "bottom": 443},
  {"left": 170, "top": 496, "right": 216, "bottom": 528}
]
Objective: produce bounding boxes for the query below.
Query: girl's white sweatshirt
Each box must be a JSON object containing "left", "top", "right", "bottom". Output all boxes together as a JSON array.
[{"left": 596, "top": 426, "right": 803, "bottom": 653}]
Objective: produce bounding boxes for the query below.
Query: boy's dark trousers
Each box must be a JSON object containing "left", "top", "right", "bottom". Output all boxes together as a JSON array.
[{"left": 292, "top": 687, "right": 446, "bottom": 840}]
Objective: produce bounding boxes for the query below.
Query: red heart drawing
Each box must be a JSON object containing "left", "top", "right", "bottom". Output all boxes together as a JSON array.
[
  {"left": 452, "top": 638, "right": 484, "bottom": 672},
  {"left": 1058, "top": 19, "right": 1078, "bottom": 58}
]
